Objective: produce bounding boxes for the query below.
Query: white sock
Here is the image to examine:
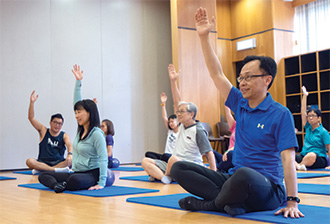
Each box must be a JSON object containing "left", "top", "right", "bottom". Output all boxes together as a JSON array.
[
  {"left": 161, "top": 175, "right": 172, "bottom": 184},
  {"left": 55, "top": 167, "right": 70, "bottom": 173},
  {"left": 298, "top": 164, "right": 307, "bottom": 171},
  {"left": 32, "top": 169, "right": 39, "bottom": 175}
]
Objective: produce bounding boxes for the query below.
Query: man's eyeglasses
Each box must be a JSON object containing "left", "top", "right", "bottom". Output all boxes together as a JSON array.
[
  {"left": 237, "top": 74, "right": 268, "bottom": 83},
  {"left": 53, "top": 121, "right": 63, "bottom": 126},
  {"left": 176, "top": 110, "right": 189, "bottom": 115}
]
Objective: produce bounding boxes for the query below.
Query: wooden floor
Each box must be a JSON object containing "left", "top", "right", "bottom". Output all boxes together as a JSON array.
[{"left": 0, "top": 166, "right": 329, "bottom": 224}]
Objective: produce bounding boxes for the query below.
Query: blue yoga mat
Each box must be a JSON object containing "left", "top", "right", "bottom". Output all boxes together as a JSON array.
[
  {"left": 297, "top": 172, "right": 330, "bottom": 179},
  {"left": 111, "top": 167, "right": 144, "bottom": 171},
  {"left": 298, "top": 183, "right": 330, "bottom": 195},
  {"left": 0, "top": 176, "right": 16, "bottom": 180},
  {"left": 307, "top": 168, "right": 330, "bottom": 171},
  {"left": 119, "top": 175, "right": 178, "bottom": 184},
  {"left": 18, "top": 183, "right": 159, "bottom": 197},
  {"left": 13, "top": 170, "right": 37, "bottom": 175},
  {"left": 127, "top": 193, "right": 330, "bottom": 224}
]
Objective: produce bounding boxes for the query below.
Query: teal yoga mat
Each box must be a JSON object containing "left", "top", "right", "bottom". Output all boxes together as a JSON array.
[
  {"left": 18, "top": 183, "right": 158, "bottom": 197},
  {"left": 127, "top": 193, "right": 330, "bottom": 224}
]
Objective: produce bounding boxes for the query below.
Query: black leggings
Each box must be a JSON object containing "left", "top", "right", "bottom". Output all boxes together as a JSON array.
[
  {"left": 171, "top": 161, "right": 285, "bottom": 213},
  {"left": 38, "top": 168, "right": 99, "bottom": 191},
  {"left": 145, "top": 151, "right": 172, "bottom": 163}
]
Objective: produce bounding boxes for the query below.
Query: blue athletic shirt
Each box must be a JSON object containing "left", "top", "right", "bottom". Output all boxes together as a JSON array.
[
  {"left": 38, "top": 129, "right": 66, "bottom": 162},
  {"left": 301, "top": 122, "right": 330, "bottom": 157},
  {"left": 225, "top": 87, "right": 298, "bottom": 185}
]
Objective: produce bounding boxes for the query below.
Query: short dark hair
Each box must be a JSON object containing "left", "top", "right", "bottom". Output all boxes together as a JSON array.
[
  {"left": 102, "top": 119, "right": 115, "bottom": 136},
  {"left": 50, "top": 113, "right": 64, "bottom": 123},
  {"left": 307, "top": 108, "right": 322, "bottom": 117},
  {"left": 243, "top": 55, "right": 277, "bottom": 89},
  {"left": 167, "top": 114, "right": 177, "bottom": 130},
  {"left": 74, "top": 99, "right": 100, "bottom": 140}
]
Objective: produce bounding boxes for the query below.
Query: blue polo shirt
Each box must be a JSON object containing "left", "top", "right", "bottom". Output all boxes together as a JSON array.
[
  {"left": 301, "top": 122, "right": 330, "bottom": 157},
  {"left": 225, "top": 87, "right": 298, "bottom": 185}
]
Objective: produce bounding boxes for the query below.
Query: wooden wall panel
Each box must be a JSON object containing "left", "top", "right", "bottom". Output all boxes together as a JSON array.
[
  {"left": 173, "top": 0, "right": 220, "bottom": 135},
  {"left": 272, "top": 30, "right": 295, "bottom": 106},
  {"left": 177, "top": 0, "right": 216, "bottom": 28},
  {"left": 230, "top": 0, "right": 273, "bottom": 39},
  {"left": 272, "top": 0, "right": 294, "bottom": 30},
  {"left": 217, "top": 38, "right": 234, "bottom": 115},
  {"left": 178, "top": 29, "right": 220, "bottom": 132},
  {"left": 216, "top": 0, "right": 232, "bottom": 39},
  {"left": 232, "top": 31, "right": 275, "bottom": 62},
  {"left": 292, "top": 0, "right": 316, "bottom": 7}
]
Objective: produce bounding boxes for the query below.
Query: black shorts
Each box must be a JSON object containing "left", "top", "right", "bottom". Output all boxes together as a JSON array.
[
  {"left": 37, "top": 159, "right": 65, "bottom": 167},
  {"left": 295, "top": 153, "right": 327, "bottom": 169}
]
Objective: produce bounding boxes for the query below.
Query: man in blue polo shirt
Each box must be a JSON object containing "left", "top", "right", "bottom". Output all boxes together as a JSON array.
[{"left": 171, "top": 7, "right": 304, "bottom": 219}]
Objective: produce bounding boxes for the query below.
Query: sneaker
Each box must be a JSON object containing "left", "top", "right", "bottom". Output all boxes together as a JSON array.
[
  {"left": 53, "top": 181, "right": 67, "bottom": 193},
  {"left": 148, "top": 176, "right": 156, "bottom": 182},
  {"left": 297, "top": 164, "right": 307, "bottom": 171},
  {"left": 32, "top": 169, "right": 39, "bottom": 175}
]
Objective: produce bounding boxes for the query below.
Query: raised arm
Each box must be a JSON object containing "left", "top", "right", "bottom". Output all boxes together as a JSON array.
[
  {"left": 168, "top": 64, "right": 181, "bottom": 113},
  {"left": 28, "top": 91, "right": 46, "bottom": 136},
  {"left": 72, "top": 64, "right": 83, "bottom": 105},
  {"left": 195, "top": 7, "right": 232, "bottom": 100},
  {"left": 301, "top": 86, "right": 308, "bottom": 127},
  {"left": 224, "top": 106, "right": 235, "bottom": 129},
  {"left": 160, "top": 92, "right": 169, "bottom": 130}
]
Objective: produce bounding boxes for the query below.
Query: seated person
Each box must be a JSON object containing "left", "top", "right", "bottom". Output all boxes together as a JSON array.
[
  {"left": 213, "top": 106, "right": 235, "bottom": 172},
  {"left": 26, "top": 90, "right": 73, "bottom": 175},
  {"left": 171, "top": 8, "right": 303, "bottom": 219},
  {"left": 100, "top": 119, "right": 118, "bottom": 168},
  {"left": 142, "top": 64, "right": 216, "bottom": 184},
  {"left": 38, "top": 64, "right": 108, "bottom": 192},
  {"left": 295, "top": 86, "right": 330, "bottom": 171},
  {"left": 145, "top": 92, "right": 179, "bottom": 163}
]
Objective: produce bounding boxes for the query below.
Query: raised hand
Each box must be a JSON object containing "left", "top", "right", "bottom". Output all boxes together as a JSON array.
[
  {"left": 195, "top": 7, "right": 215, "bottom": 37},
  {"left": 302, "top": 86, "right": 309, "bottom": 96},
  {"left": 168, "top": 64, "right": 179, "bottom": 81},
  {"left": 160, "top": 92, "right": 167, "bottom": 104},
  {"left": 30, "top": 90, "right": 39, "bottom": 103},
  {"left": 72, "top": 64, "right": 84, "bottom": 80}
]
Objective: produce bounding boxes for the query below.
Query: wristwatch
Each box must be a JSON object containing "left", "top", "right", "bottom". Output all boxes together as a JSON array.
[
  {"left": 287, "top": 196, "right": 300, "bottom": 203},
  {"left": 68, "top": 152, "right": 73, "bottom": 155}
]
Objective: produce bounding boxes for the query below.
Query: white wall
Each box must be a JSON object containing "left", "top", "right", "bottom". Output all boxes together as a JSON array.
[{"left": 0, "top": 0, "right": 173, "bottom": 170}]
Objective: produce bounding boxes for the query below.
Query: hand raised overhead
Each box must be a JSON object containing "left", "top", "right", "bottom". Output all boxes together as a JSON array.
[
  {"left": 168, "top": 64, "right": 179, "bottom": 81},
  {"left": 160, "top": 92, "right": 168, "bottom": 104},
  {"left": 302, "top": 86, "right": 309, "bottom": 96},
  {"left": 72, "top": 64, "right": 84, "bottom": 80},
  {"left": 195, "top": 7, "right": 215, "bottom": 37},
  {"left": 30, "top": 90, "right": 39, "bottom": 103}
]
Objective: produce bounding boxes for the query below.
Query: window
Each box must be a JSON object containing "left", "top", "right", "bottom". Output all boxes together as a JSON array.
[{"left": 294, "top": 0, "right": 330, "bottom": 54}]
